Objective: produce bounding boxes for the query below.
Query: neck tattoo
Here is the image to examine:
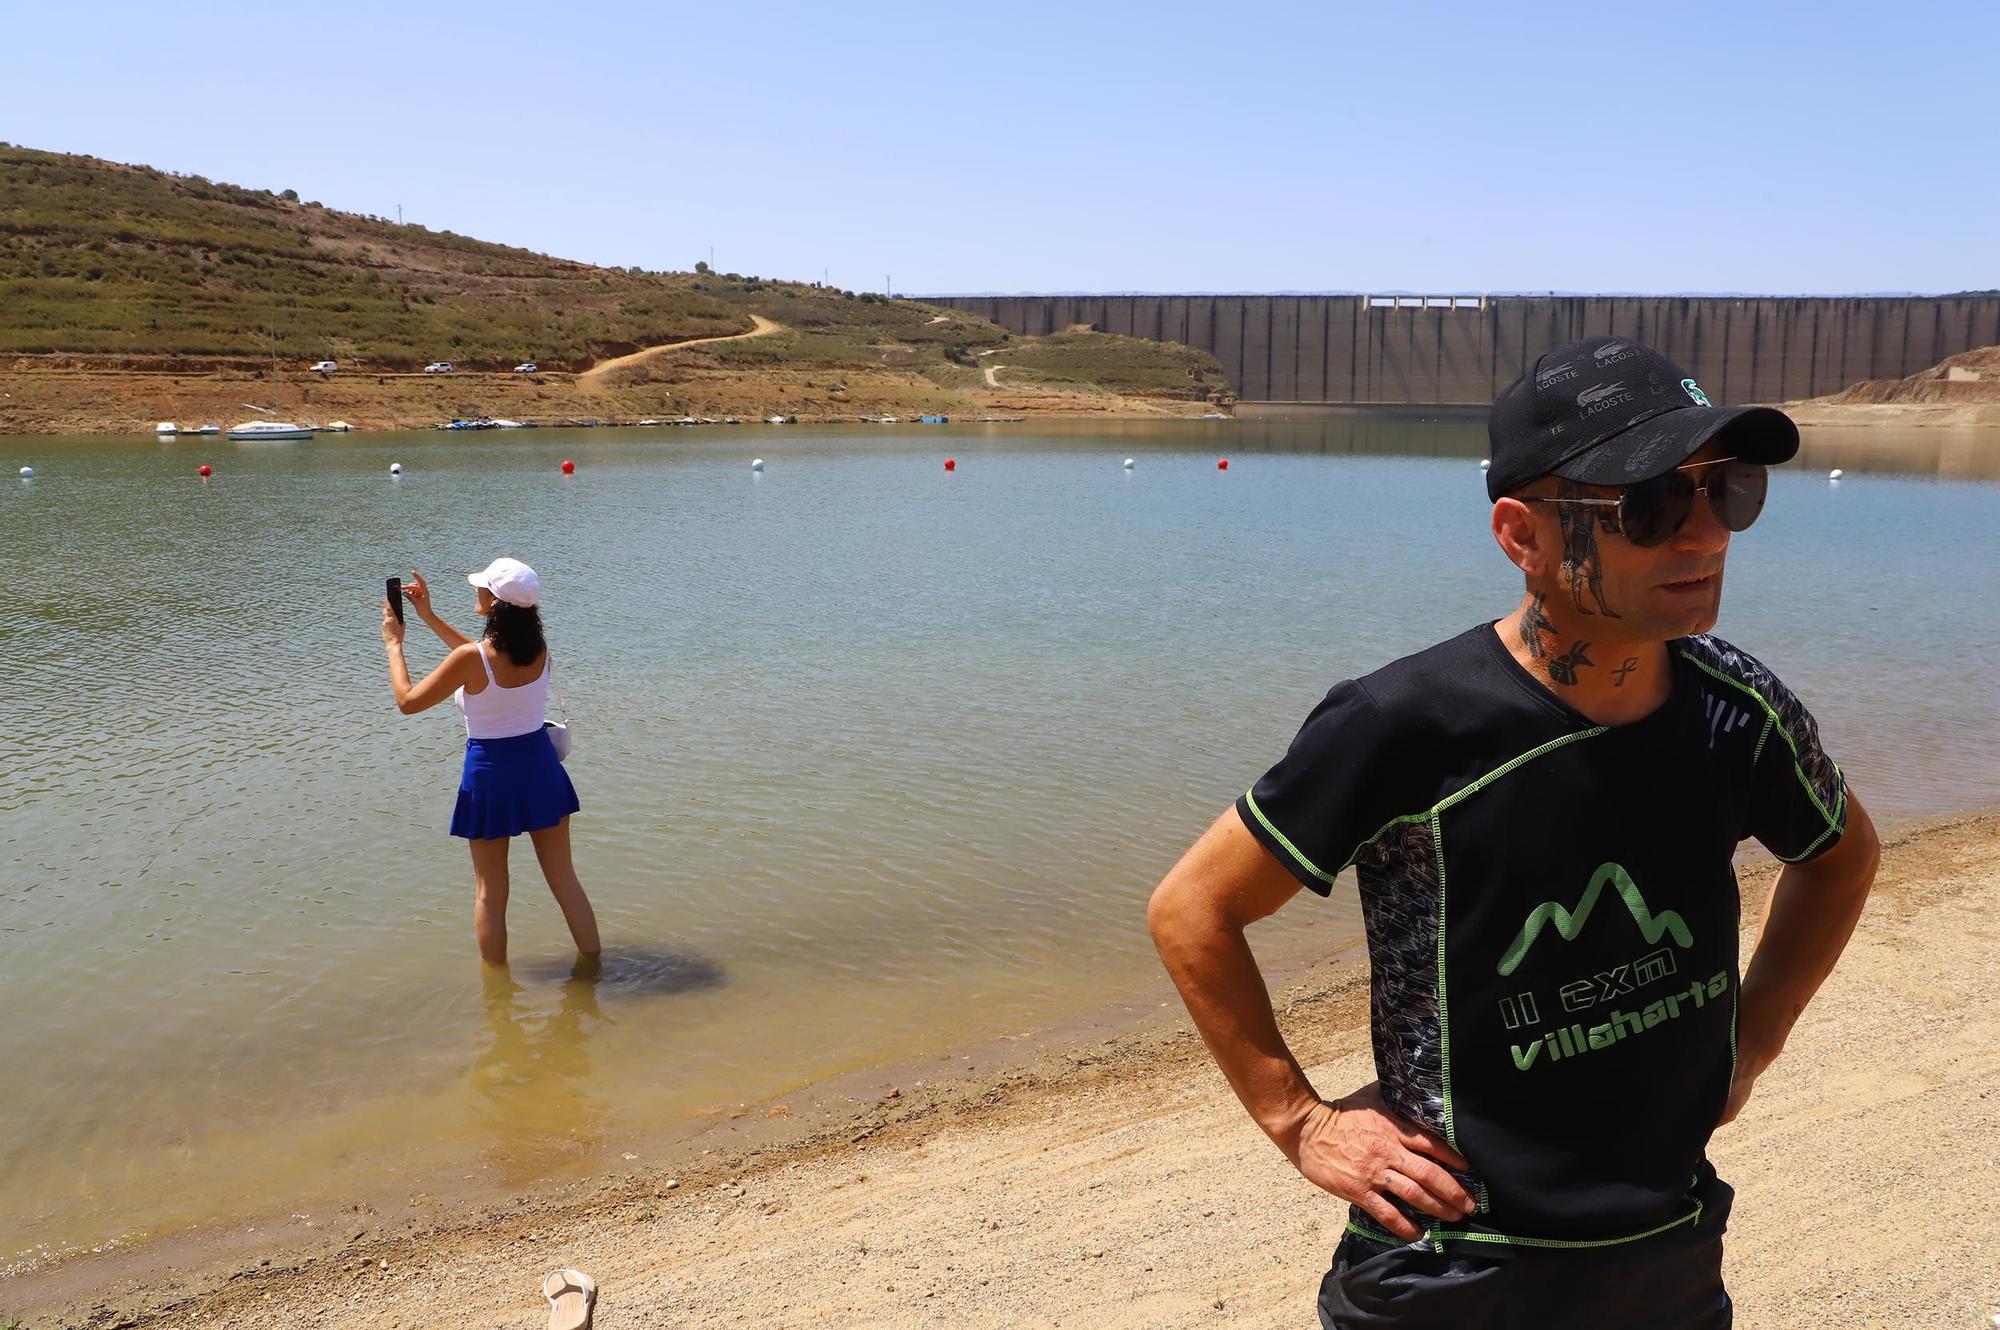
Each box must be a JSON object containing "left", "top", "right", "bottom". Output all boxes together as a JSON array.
[
  {"left": 1612, "top": 657, "right": 1639, "bottom": 688},
  {"left": 1521, "top": 592, "right": 1557, "bottom": 661},
  {"left": 1549, "top": 640, "right": 1594, "bottom": 686}
]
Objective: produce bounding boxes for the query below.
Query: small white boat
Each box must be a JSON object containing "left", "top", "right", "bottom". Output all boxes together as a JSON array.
[
  {"left": 767, "top": 415, "right": 787, "bottom": 425},
  {"left": 321, "top": 420, "right": 354, "bottom": 433},
  {"left": 155, "top": 421, "right": 178, "bottom": 436},
  {"left": 191, "top": 423, "right": 222, "bottom": 435},
  {"left": 227, "top": 420, "right": 314, "bottom": 440},
  {"left": 489, "top": 419, "right": 526, "bottom": 429},
  {"left": 880, "top": 416, "right": 900, "bottom": 424}
]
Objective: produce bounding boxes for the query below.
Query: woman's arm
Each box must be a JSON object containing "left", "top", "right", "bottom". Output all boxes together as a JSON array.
[
  {"left": 383, "top": 598, "right": 480, "bottom": 715},
  {"left": 401, "top": 570, "right": 472, "bottom": 649}
]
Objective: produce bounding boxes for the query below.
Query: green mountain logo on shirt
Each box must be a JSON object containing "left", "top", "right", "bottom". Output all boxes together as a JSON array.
[{"left": 1497, "top": 864, "right": 1693, "bottom": 976}]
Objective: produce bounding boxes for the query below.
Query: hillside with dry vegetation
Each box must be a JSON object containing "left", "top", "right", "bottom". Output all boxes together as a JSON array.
[
  {"left": 0, "top": 144, "right": 755, "bottom": 369},
  {"left": 0, "top": 144, "right": 1228, "bottom": 431},
  {"left": 979, "top": 327, "right": 1230, "bottom": 401}
]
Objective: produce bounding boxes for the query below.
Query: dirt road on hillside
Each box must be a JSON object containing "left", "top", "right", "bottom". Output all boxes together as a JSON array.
[{"left": 577, "top": 315, "right": 784, "bottom": 389}]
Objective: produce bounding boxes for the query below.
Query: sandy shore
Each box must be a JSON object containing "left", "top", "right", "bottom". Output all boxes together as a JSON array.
[
  {"left": 0, "top": 360, "right": 1214, "bottom": 436},
  {"left": 11, "top": 811, "right": 1998, "bottom": 1329},
  {"left": 1781, "top": 400, "right": 2000, "bottom": 430}
]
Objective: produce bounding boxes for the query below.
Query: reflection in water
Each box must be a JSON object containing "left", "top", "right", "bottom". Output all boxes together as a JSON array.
[
  {"left": 1793, "top": 427, "right": 2000, "bottom": 481},
  {"left": 1205, "top": 413, "right": 1489, "bottom": 460},
  {"left": 469, "top": 958, "right": 609, "bottom": 1180},
  {"left": 467, "top": 949, "right": 726, "bottom": 1181}
]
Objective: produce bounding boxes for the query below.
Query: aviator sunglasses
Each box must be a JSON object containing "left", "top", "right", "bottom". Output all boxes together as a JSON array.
[{"left": 1527, "top": 456, "right": 1769, "bottom": 547}]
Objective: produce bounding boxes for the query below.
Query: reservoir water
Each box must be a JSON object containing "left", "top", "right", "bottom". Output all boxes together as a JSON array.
[{"left": 4, "top": 418, "right": 1998, "bottom": 1268}]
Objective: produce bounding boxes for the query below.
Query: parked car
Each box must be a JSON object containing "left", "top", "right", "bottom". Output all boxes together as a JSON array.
[
  {"left": 423, "top": 361, "right": 454, "bottom": 374},
  {"left": 513, "top": 362, "right": 538, "bottom": 373},
  {"left": 309, "top": 360, "right": 338, "bottom": 375}
]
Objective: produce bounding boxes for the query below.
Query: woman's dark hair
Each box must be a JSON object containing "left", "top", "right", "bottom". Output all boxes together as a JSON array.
[{"left": 484, "top": 602, "right": 547, "bottom": 667}]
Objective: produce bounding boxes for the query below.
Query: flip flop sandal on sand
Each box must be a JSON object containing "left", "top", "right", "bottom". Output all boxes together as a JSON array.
[{"left": 542, "top": 1267, "right": 596, "bottom": 1330}]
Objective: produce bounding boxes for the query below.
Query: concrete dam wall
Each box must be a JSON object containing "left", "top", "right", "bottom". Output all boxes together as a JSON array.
[{"left": 928, "top": 295, "right": 2000, "bottom": 407}]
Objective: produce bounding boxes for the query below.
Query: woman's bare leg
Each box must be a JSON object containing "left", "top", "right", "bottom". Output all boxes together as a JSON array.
[
  {"left": 527, "top": 817, "right": 601, "bottom": 956},
  {"left": 468, "top": 836, "right": 511, "bottom": 965}
]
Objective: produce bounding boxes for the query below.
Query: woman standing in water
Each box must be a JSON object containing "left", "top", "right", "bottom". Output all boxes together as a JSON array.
[{"left": 382, "top": 559, "right": 601, "bottom": 964}]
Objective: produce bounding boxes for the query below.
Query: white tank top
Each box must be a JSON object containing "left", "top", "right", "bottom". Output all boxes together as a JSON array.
[{"left": 453, "top": 643, "right": 551, "bottom": 739}]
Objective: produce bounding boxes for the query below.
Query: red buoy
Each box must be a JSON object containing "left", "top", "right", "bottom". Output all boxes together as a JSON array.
[
  {"left": 944, "top": 457, "right": 956, "bottom": 472},
  {"left": 561, "top": 459, "right": 576, "bottom": 475},
  {"left": 1217, "top": 458, "right": 1229, "bottom": 470},
  {"left": 198, "top": 464, "right": 212, "bottom": 477}
]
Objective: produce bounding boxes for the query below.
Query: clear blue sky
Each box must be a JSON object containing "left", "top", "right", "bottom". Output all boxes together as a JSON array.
[{"left": 4, "top": 1, "right": 1992, "bottom": 295}]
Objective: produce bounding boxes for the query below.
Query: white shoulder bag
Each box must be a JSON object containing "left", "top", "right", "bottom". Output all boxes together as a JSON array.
[{"left": 545, "top": 658, "right": 574, "bottom": 762}]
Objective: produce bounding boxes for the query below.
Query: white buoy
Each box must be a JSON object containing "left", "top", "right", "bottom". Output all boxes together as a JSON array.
[
  {"left": 752, "top": 458, "right": 765, "bottom": 472},
  {"left": 389, "top": 462, "right": 403, "bottom": 476},
  {"left": 1479, "top": 459, "right": 1491, "bottom": 470},
  {"left": 18, "top": 466, "right": 34, "bottom": 479},
  {"left": 1123, "top": 457, "right": 1135, "bottom": 469},
  {"left": 1829, "top": 468, "right": 1843, "bottom": 480}
]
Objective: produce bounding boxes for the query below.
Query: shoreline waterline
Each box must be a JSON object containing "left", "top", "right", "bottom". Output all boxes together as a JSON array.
[{"left": 10, "top": 807, "right": 1995, "bottom": 1327}]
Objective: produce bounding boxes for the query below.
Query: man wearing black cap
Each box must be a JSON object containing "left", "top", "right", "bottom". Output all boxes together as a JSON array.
[{"left": 1148, "top": 336, "right": 1881, "bottom": 1327}]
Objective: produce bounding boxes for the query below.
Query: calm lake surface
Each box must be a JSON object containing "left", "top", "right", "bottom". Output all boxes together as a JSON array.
[{"left": 4, "top": 418, "right": 1998, "bottom": 1266}]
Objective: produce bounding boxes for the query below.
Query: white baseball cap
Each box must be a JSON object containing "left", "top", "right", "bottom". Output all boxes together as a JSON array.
[{"left": 467, "top": 557, "right": 541, "bottom": 607}]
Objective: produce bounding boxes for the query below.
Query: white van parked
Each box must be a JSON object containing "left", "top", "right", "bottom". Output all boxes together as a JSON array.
[
  {"left": 309, "top": 360, "right": 338, "bottom": 375},
  {"left": 423, "top": 361, "right": 454, "bottom": 374}
]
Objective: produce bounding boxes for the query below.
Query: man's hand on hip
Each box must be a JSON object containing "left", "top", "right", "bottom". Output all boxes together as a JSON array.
[
  {"left": 1285, "top": 1081, "right": 1477, "bottom": 1241},
  {"left": 1715, "top": 1042, "right": 1779, "bottom": 1127}
]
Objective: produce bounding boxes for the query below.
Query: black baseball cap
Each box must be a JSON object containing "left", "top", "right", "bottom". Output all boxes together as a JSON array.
[{"left": 1486, "top": 336, "right": 1799, "bottom": 501}]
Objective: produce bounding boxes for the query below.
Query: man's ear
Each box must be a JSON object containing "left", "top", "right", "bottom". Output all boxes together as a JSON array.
[{"left": 1492, "top": 496, "right": 1550, "bottom": 576}]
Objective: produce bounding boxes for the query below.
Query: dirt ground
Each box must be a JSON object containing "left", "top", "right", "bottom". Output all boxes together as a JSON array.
[
  {"left": 1781, "top": 343, "right": 2000, "bottom": 428},
  {"left": 14, "top": 341, "right": 2000, "bottom": 438},
  {"left": 10, "top": 810, "right": 1997, "bottom": 1330},
  {"left": 1779, "top": 400, "right": 2000, "bottom": 429},
  {"left": 574, "top": 316, "right": 785, "bottom": 389},
  {"left": 0, "top": 347, "right": 1214, "bottom": 436}
]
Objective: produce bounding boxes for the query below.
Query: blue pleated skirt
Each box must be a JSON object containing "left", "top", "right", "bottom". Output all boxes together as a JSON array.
[{"left": 450, "top": 728, "right": 580, "bottom": 840}]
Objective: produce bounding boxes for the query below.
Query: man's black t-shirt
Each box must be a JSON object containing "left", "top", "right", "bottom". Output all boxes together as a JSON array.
[{"left": 1237, "top": 625, "right": 1847, "bottom": 1250}]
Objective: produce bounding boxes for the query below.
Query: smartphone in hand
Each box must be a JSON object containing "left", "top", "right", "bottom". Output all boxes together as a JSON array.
[{"left": 387, "top": 576, "right": 404, "bottom": 623}]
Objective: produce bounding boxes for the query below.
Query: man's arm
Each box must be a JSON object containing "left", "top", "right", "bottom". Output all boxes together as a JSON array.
[
  {"left": 1720, "top": 791, "right": 1882, "bottom": 1125},
  {"left": 1147, "top": 807, "right": 1474, "bottom": 1240}
]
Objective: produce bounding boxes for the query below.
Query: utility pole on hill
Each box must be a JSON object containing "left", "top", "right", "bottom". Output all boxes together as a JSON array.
[{"left": 396, "top": 203, "right": 402, "bottom": 226}]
